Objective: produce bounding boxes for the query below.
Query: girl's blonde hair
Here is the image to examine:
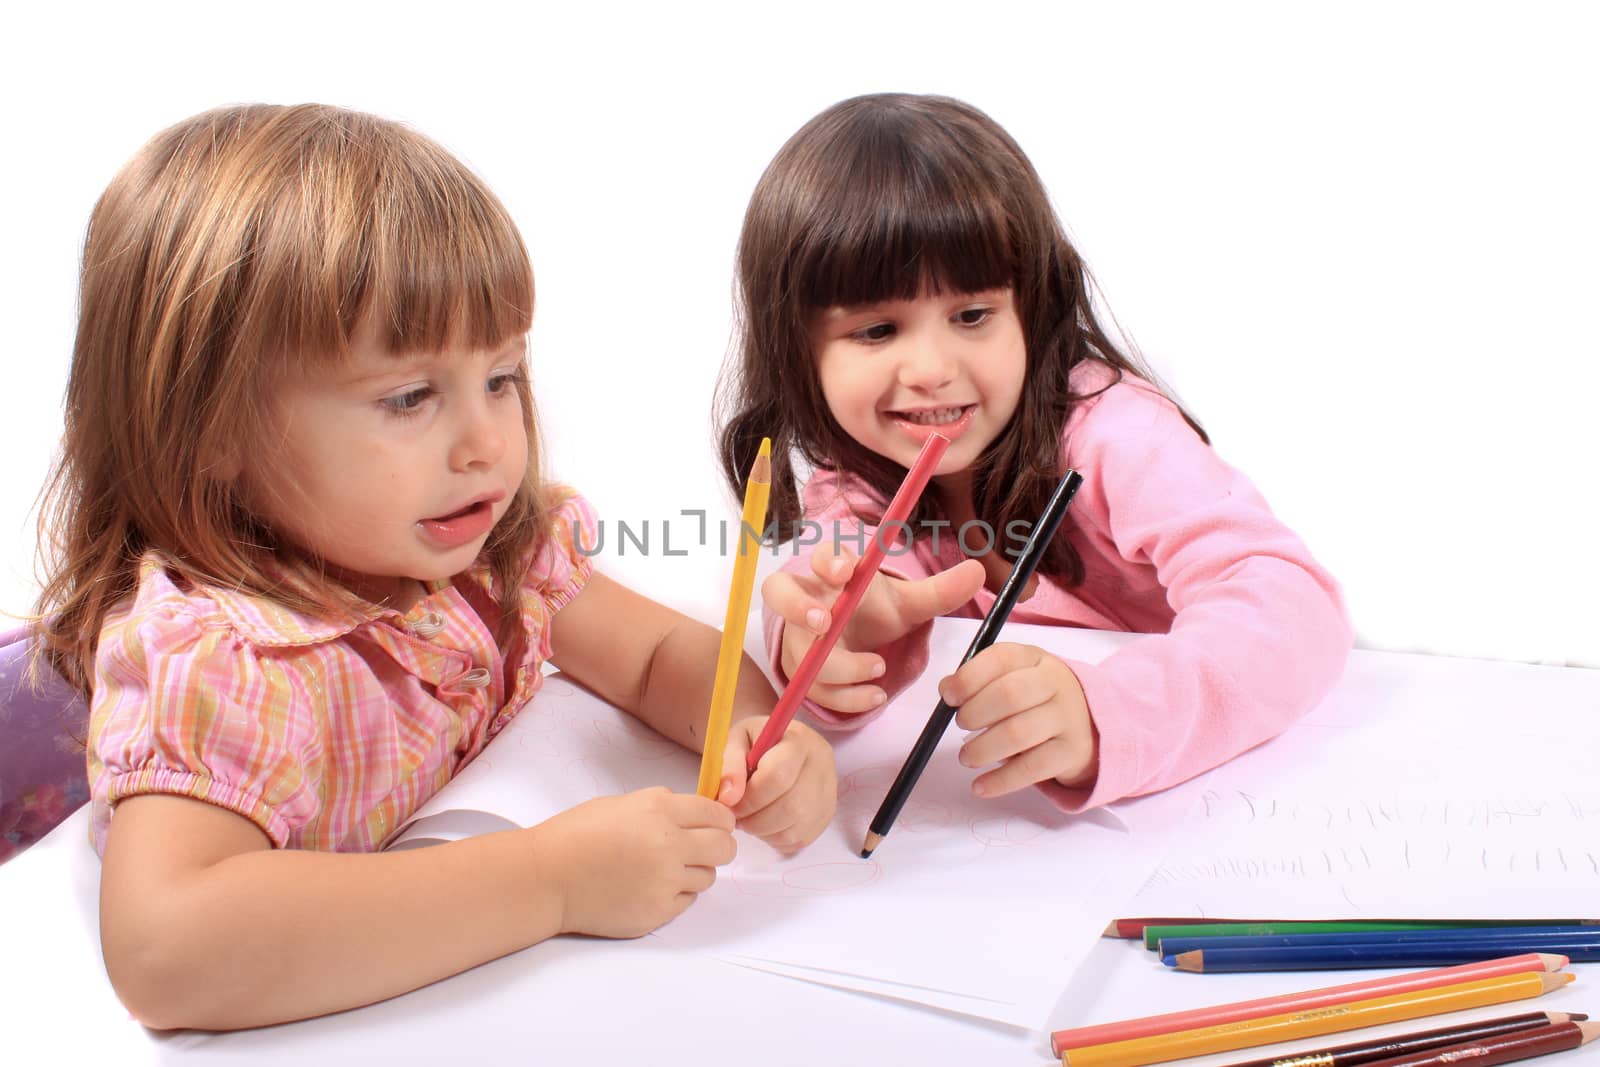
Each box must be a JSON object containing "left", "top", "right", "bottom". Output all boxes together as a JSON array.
[{"left": 34, "top": 103, "right": 546, "bottom": 694}]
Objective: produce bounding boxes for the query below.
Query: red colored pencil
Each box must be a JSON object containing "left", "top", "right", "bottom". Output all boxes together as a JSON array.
[
  {"left": 1360, "top": 1020, "right": 1597, "bottom": 1067},
  {"left": 1103, "top": 917, "right": 1267, "bottom": 939},
  {"left": 745, "top": 432, "right": 950, "bottom": 772},
  {"left": 1047, "top": 953, "right": 1567, "bottom": 1056}
]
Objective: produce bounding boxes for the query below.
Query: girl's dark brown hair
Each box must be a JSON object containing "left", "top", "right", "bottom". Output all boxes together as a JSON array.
[
  {"left": 33, "top": 103, "right": 546, "bottom": 695},
  {"left": 715, "top": 92, "right": 1203, "bottom": 586}
]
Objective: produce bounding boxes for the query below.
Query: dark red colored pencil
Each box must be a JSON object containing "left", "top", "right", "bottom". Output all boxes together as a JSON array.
[
  {"left": 1360, "top": 1021, "right": 1598, "bottom": 1067},
  {"left": 1212, "top": 1011, "right": 1588, "bottom": 1067}
]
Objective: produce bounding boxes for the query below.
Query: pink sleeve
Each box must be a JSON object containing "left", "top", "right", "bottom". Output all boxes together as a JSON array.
[
  {"left": 762, "top": 470, "right": 937, "bottom": 732},
  {"left": 527, "top": 488, "right": 599, "bottom": 614},
  {"left": 1038, "top": 384, "right": 1353, "bottom": 812},
  {"left": 88, "top": 609, "right": 318, "bottom": 852}
]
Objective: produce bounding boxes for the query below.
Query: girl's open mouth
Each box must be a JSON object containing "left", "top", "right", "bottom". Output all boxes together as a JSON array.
[
  {"left": 418, "top": 499, "right": 497, "bottom": 550},
  {"left": 888, "top": 404, "right": 976, "bottom": 441}
]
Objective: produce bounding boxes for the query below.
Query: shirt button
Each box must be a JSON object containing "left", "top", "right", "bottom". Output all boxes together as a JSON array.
[
  {"left": 409, "top": 613, "right": 445, "bottom": 639},
  {"left": 458, "top": 667, "right": 492, "bottom": 689}
]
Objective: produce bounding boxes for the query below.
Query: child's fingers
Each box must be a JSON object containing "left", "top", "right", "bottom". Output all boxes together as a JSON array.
[
  {"left": 809, "top": 543, "right": 858, "bottom": 587},
  {"left": 667, "top": 792, "right": 737, "bottom": 831},
  {"left": 950, "top": 663, "right": 1055, "bottom": 733},
  {"left": 971, "top": 737, "right": 1083, "bottom": 798},
  {"left": 939, "top": 641, "right": 1041, "bottom": 709},
  {"left": 958, "top": 702, "right": 1061, "bottom": 769},
  {"left": 681, "top": 825, "right": 738, "bottom": 868},
  {"left": 668, "top": 891, "right": 699, "bottom": 921},
  {"left": 735, "top": 788, "right": 806, "bottom": 839},
  {"left": 888, "top": 558, "right": 985, "bottom": 629},
  {"left": 716, "top": 720, "right": 754, "bottom": 808},
  {"left": 781, "top": 632, "right": 884, "bottom": 692},
  {"left": 682, "top": 864, "right": 719, "bottom": 894},
  {"left": 764, "top": 573, "right": 834, "bottom": 635},
  {"left": 802, "top": 680, "right": 887, "bottom": 716},
  {"left": 732, "top": 754, "right": 798, "bottom": 820},
  {"left": 805, "top": 647, "right": 885, "bottom": 687}
]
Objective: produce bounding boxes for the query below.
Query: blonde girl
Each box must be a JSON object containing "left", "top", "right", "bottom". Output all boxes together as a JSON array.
[{"left": 35, "top": 104, "right": 835, "bottom": 1030}]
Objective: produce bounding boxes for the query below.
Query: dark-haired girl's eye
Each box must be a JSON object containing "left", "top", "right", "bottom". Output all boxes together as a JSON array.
[
  {"left": 852, "top": 322, "right": 896, "bottom": 343},
  {"left": 956, "top": 307, "right": 994, "bottom": 327}
]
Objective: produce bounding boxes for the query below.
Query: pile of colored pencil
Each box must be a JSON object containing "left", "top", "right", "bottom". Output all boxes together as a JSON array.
[
  {"left": 1106, "top": 917, "right": 1600, "bottom": 973},
  {"left": 1051, "top": 952, "right": 1590, "bottom": 1067}
]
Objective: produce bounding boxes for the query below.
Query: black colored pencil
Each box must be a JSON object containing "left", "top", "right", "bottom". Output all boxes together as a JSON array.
[{"left": 860, "top": 468, "right": 1083, "bottom": 857}]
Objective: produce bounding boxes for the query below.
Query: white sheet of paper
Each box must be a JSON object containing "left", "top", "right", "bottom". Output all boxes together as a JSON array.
[
  {"left": 391, "top": 619, "right": 1174, "bottom": 1028},
  {"left": 1131, "top": 646, "right": 1600, "bottom": 919}
]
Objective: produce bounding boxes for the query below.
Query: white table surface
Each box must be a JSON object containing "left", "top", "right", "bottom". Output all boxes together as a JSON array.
[{"left": 4, "top": 624, "right": 1597, "bottom": 1065}]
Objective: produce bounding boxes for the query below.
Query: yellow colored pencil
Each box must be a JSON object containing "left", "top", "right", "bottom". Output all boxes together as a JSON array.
[
  {"left": 1060, "top": 970, "right": 1572, "bottom": 1067},
  {"left": 696, "top": 438, "right": 772, "bottom": 799}
]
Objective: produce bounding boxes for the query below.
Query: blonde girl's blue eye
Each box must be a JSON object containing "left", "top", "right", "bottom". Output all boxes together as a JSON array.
[
  {"left": 381, "top": 386, "right": 434, "bottom": 417},
  {"left": 487, "top": 369, "right": 530, "bottom": 396}
]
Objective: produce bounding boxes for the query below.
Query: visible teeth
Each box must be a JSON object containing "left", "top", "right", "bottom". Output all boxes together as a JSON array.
[{"left": 898, "top": 406, "right": 966, "bottom": 426}]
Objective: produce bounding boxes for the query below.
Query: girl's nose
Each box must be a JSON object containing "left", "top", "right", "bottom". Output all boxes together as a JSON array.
[
  {"left": 897, "top": 343, "right": 958, "bottom": 392},
  {"left": 449, "top": 400, "right": 507, "bottom": 471}
]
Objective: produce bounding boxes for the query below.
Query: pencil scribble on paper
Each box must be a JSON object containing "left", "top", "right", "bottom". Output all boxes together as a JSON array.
[{"left": 1139, "top": 786, "right": 1600, "bottom": 917}]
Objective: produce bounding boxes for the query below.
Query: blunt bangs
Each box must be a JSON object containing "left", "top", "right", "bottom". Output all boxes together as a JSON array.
[
  {"left": 784, "top": 108, "right": 1018, "bottom": 312},
  {"left": 238, "top": 107, "right": 534, "bottom": 369}
]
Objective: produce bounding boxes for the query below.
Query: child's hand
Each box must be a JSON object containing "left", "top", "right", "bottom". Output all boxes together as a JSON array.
[
  {"left": 764, "top": 545, "right": 985, "bottom": 715},
  {"left": 536, "top": 787, "right": 736, "bottom": 938},
  {"left": 940, "top": 643, "right": 1099, "bottom": 797},
  {"left": 716, "top": 717, "right": 838, "bottom": 853}
]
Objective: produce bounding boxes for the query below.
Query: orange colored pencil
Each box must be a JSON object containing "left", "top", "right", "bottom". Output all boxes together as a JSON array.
[
  {"left": 744, "top": 431, "right": 950, "bottom": 772},
  {"left": 1049, "top": 953, "right": 1567, "bottom": 1055},
  {"left": 1058, "top": 971, "right": 1573, "bottom": 1067}
]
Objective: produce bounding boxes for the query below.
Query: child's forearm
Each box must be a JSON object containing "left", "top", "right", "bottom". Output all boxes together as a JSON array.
[
  {"left": 104, "top": 827, "right": 564, "bottom": 1030},
  {"left": 635, "top": 619, "right": 776, "bottom": 753}
]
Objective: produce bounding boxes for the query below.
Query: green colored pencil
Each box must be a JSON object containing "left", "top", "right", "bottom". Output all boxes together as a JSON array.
[{"left": 1140, "top": 920, "right": 1589, "bottom": 952}]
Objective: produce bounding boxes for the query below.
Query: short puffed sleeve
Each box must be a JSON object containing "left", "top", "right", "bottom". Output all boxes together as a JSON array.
[
  {"left": 524, "top": 488, "right": 599, "bottom": 614},
  {"left": 88, "top": 604, "right": 321, "bottom": 853}
]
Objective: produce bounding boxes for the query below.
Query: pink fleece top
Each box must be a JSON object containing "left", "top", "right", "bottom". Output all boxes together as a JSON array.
[{"left": 765, "top": 360, "right": 1353, "bottom": 811}]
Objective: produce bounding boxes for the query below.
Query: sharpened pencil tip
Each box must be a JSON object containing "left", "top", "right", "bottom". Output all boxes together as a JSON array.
[{"left": 860, "top": 831, "right": 883, "bottom": 858}]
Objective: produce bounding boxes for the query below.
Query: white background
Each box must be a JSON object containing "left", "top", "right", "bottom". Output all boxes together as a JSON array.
[{"left": 3, "top": 1, "right": 1595, "bottom": 666}]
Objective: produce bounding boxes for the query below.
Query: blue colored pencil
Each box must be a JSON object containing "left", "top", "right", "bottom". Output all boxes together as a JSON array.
[
  {"left": 1169, "top": 942, "right": 1599, "bottom": 972},
  {"left": 1158, "top": 925, "right": 1600, "bottom": 956}
]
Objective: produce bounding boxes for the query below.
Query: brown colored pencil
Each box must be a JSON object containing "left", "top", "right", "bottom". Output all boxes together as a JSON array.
[
  {"left": 1211, "top": 1011, "right": 1587, "bottom": 1067},
  {"left": 1358, "top": 1020, "right": 1597, "bottom": 1067}
]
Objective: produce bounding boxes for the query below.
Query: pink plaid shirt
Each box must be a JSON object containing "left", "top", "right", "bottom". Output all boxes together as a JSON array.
[{"left": 87, "top": 491, "right": 596, "bottom": 854}]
